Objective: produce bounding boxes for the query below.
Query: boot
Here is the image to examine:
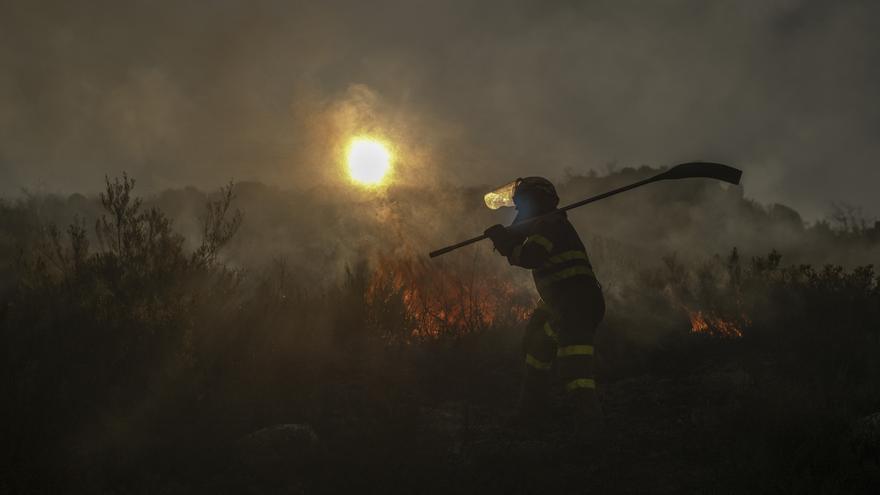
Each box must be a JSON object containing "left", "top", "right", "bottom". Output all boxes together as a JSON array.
[
  {"left": 509, "top": 370, "right": 551, "bottom": 433},
  {"left": 559, "top": 389, "right": 604, "bottom": 442}
]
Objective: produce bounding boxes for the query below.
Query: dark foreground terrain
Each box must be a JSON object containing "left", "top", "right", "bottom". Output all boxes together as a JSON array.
[
  {"left": 3, "top": 175, "right": 880, "bottom": 494},
  {"left": 10, "top": 329, "right": 879, "bottom": 495}
]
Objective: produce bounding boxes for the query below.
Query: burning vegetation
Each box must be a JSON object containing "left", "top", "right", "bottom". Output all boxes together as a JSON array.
[
  {"left": 685, "top": 307, "right": 747, "bottom": 338},
  {"left": 3, "top": 173, "right": 880, "bottom": 493},
  {"left": 366, "top": 256, "right": 533, "bottom": 339}
]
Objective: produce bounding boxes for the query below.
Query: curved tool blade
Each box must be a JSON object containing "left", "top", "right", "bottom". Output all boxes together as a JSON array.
[
  {"left": 429, "top": 161, "right": 742, "bottom": 258},
  {"left": 658, "top": 162, "right": 742, "bottom": 185}
]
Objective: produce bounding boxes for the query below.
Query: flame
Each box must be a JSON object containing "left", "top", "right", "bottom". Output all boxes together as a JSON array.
[
  {"left": 367, "top": 256, "right": 533, "bottom": 339},
  {"left": 685, "top": 307, "right": 746, "bottom": 338}
]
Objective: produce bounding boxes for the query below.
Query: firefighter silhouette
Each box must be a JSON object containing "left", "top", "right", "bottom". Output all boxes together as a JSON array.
[{"left": 484, "top": 177, "right": 605, "bottom": 433}]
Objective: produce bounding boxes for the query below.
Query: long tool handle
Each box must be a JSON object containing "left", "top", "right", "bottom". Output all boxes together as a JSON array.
[
  {"left": 427, "top": 178, "right": 651, "bottom": 258},
  {"left": 428, "top": 234, "right": 488, "bottom": 258},
  {"left": 428, "top": 162, "right": 741, "bottom": 258}
]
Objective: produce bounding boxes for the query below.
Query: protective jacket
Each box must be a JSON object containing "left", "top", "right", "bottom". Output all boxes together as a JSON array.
[{"left": 505, "top": 211, "right": 605, "bottom": 397}]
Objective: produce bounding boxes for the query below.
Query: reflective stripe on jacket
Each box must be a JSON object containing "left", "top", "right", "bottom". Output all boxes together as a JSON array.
[{"left": 506, "top": 212, "right": 598, "bottom": 307}]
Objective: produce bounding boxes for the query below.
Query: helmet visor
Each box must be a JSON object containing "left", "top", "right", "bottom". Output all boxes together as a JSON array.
[{"left": 483, "top": 179, "right": 519, "bottom": 209}]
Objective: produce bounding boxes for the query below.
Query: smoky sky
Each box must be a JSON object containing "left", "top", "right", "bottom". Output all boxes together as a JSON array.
[{"left": 2, "top": 0, "right": 879, "bottom": 220}]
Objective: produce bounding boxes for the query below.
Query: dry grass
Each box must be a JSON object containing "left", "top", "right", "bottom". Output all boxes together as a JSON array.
[{"left": 2, "top": 176, "right": 880, "bottom": 493}]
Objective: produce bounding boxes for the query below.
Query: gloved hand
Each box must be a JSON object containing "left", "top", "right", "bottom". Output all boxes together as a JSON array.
[{"left": 484, "top": 224, "right": 518, "bottom": 256}]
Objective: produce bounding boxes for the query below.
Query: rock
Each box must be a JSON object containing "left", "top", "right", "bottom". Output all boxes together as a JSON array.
[
  {"left": 422, "top": 401, "right": 465, "bottom": 437},
  {"left": 852, "top": 412, "right": 880, "bottom": 460},
  {"left": 700, "top": 366, "right": 752, "bottom": 392},
  {"left": 239, "top": 423, "right": 320, "bottom": 469},
  {"left": 460, "top": 437, "right": 559, "bottom": 466},
  {"left": 421, "top": 401, "right": 471, "bottom": 457}
]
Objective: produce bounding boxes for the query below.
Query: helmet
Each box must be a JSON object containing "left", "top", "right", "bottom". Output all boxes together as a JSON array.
[
  {"left": 513, "top": 176, "right": 559, "bottom": 210},
  {"left": 483, "top": 176, "right": 559, "bottom": 211}
]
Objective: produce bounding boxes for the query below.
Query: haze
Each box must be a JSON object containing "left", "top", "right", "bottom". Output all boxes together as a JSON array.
[{"left": 2, "top": 0, "right": 879, "bottom": 221}]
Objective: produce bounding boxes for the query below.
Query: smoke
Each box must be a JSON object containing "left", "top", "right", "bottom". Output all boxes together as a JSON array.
[
  {"left": 10, "top": 164, "right": 872, "bottom": 301},
  {"left": 5, "top": 4, "right": 879, "bottom": 482},
  {"left": 2, "top": 0, "right": 880, "bottom": 219}
]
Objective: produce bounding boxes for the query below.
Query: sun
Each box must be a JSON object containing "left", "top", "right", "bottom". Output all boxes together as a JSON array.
[{"left": 347, "top": 138, "right": 392, "bottom": 186}]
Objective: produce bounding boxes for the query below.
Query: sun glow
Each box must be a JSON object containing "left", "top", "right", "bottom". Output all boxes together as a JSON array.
[{"left": 347, "top": 138, "right": 392, "bottom": 186}]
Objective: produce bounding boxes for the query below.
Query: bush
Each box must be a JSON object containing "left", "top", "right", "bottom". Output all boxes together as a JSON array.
[
  {"left": 2, "top": 175, "right": 880, "bottom": 493},
  {"left": 1, "top": 175, "right": 245, "bottom": 491}
]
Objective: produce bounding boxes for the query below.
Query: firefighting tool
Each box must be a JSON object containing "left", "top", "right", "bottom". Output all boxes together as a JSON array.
[{"left": 429, "top": 162, "right": 742, "bottom": 258}]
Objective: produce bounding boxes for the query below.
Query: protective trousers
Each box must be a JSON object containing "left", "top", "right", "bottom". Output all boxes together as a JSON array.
[{"left": 520, "top": 282, "right": 605, "bottom": 418}]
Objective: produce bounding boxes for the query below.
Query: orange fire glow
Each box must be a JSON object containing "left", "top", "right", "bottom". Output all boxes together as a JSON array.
[
  {"left": 685, "top": 307, "right": 747, "bottom": 338},
  {"left": 367, "top": 256, "right": 533, "bottom": 339}
]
